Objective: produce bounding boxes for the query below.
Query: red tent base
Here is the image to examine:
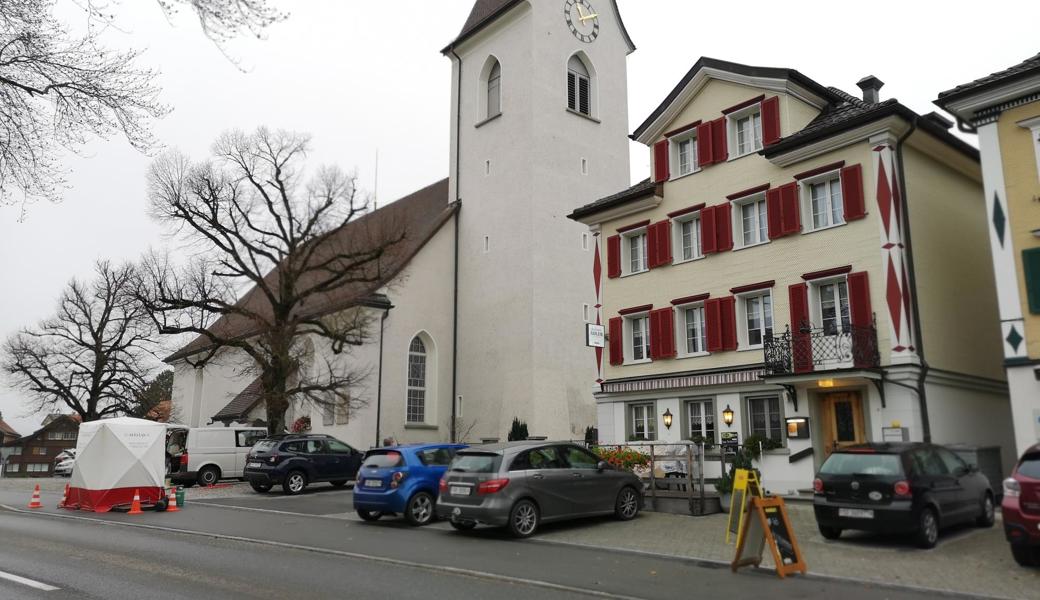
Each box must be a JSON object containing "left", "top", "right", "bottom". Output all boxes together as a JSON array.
[{"left": 60, "top": 486, "right": 163, "bottom": 513}]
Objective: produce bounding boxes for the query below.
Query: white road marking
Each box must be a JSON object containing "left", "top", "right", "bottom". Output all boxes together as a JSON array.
[{"left": 0, "top": 569, "right": 60, "bottom": 592}]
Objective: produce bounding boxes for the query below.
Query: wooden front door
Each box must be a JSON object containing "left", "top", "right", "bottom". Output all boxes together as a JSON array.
[{"left": 820, "top": 392, "right": 866, "bottom": 456}]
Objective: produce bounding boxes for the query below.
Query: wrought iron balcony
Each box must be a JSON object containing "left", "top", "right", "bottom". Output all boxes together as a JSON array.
[{"left": 764, "top": 319, "right": 880, "bottom": 375}]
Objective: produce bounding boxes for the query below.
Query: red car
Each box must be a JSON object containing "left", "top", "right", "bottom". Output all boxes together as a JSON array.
[{"left": 1003, "top": 443, "right": 1040, "bottom": 566}]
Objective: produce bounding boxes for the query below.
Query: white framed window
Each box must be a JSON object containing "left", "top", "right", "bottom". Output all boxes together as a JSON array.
[
  {"left": 629, "top": 402, "right": 656, "bottom": 441},
  {"left": 672, "top": 134, "right": 699, "bottom": 177},
  {"left": 406, "top": 337, "right": 427, "bottom": 423},
  {"left": 487, "top": 60, "right": 501, "bottom": 118},
  {"left": 729, "top": 105, "right": 763, "bottom": 158},
  {"left": 734, "top": 195, "right": 768, "bottom": 248},
  {"left": 582, "top": 303, "right": 591, "bottom": 322},
  {"left": 322, "top": 401, "right": 334, "bottom": 426},
  {"left": 740, "top": 291, "right": 773, "bottom": 348},
  {"left": 27, "top": 463, "right": 49, "bottom": 473},
  {"left": 686, "top": 399, "right": 716, "bottom": 444},
  {"left": 10, "top": 447, "right": 21, "bottom": 455},
  {"left": 747, "top": 395, "right": 784, "bottom": 444},
  {"left": 6, "top": 463, "right": 18, "bottom": 473},
  {"left": 581, "top": 231, "right": 589, "bottom": 251},
  {"left": 567, "top": 55, "right": 592, "bottom": 116},
  {"left": 31, "top": 447, "right": 46, "bottom": 456},
  {"left": 335, "top": 399, "right": 350, "bottom": 425},
  {"left": 815, "top": 279, "right": 851, "bottom": 335},
  {"left": 803, "top": 174, "right": 844, "bottom": 230},
  {"left": 626, "top": 314, "right": 651, "bottom": 363},
  {"left": 624, "top": 231, "right": 648, "bottom": 275},
  {"left": 678, "top": 304, "right": 707, "bottom": 356},
  {"left": 673, "top": 216, "right": 702, "bottom": 263}
]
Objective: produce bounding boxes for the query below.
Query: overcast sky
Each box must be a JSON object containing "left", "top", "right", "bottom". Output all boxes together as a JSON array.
[{"left": 1, "top": 0, "right": 1036, "bottom": 435}]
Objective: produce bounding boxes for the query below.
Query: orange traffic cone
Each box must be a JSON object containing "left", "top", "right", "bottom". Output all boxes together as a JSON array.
[
  {"left": 27, "top": 484, "right": 42, "bottom": 509},
  {"left": 166, "top": 487, "right": 179, "bottom": 513},
  {"left": 127, "top": 489, "right": 143, "bottom": 515},
  {"left": 58, "top": 484, "right": 69, "bottom": 508}
]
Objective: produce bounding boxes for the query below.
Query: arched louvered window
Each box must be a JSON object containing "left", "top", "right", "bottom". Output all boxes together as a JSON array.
[
  {"left": 567, "top": 55, "right": 591, "bottom": 116},
  {"left": 406, "top": 337, "right": 427, "bottom": 423},
  {"left": 487, "top": 60, "right": 501, "bottom": 118}
]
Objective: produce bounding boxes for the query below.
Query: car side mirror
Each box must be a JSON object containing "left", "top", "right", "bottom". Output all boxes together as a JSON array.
[{"left": 597, "top": 460, "right": 610, "bottom": 472}]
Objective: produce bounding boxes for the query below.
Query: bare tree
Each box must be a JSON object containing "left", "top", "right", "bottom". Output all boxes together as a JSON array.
[
  {"left": 138, "top": 127, "right": 406, "bottom": 434},
  {"left": 0, "top": 0, "right": 285, "bottom": 212},
  {"left": 2, "top": 261, "right": 159, "bottom": 421}
]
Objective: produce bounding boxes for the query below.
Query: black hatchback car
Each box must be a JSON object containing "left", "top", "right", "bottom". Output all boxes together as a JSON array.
[
  {"left": 813, "top": 443, "right": 994, "bottom": 548},
  {"left": 244, "top": 434, "right": 364, "bottom": 495}
]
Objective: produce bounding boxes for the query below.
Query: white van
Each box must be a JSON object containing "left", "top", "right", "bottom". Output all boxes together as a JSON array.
[{"left": 168, "top": 426, "right": 267, "bottom": 486}]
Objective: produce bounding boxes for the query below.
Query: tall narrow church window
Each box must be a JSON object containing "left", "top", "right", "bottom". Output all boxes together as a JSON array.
[
  {"left": 567, "top": 55, "right": 591, "bottom": 116},
  {"left": 407, "top": 337, "right": 427, "bottom": 423},
  {"left": 487, "top": 60, "right": 501, "bottom": 118}
]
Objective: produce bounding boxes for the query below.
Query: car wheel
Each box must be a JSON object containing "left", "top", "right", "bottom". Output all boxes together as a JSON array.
[
  {"left": 615, "top": 486, "right": 640, "bottom": 521},
  {"left": 197, "top": 465, "right": 221, "bottom": 487},
  {"left": 1011, "top": 544, "right": 1040, "bottom": 567},
  {"left": 976, "top": 493, "right": 995, "bottom": 528},
  {"left": 330, "top": 480, "right": 349, "bottom": 488},
  {"left": 282, "top": 470, "right": 308, "bottom": 495},
  {"left": 818, "top": 525, "right": 842, "bottom": 540},
  {"left": 405, "top": 492, "right": 435, "bottom": 526},
  {"left": 508, "top": 499, "right": 539, "bottom": 539},
  {"left": 249, "top": 481, "right": 272, "bottom": 493},
  {"left": 450, "top": 520, "right": 477, "bottom": 531},
  {"left": 356, "top": 509, "right": 382, "bottom": 522},
  {"left": 915, "top": 507, "right": 939, "bottom": 549}
]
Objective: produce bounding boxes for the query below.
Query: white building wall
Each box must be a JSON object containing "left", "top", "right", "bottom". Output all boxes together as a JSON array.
[{"left": 1008, "top": 366, "right": 1040, "bottom": 457}]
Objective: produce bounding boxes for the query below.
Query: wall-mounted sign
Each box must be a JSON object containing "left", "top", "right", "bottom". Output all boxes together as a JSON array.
[
  {"left": 785, "top": 417, "right": 809, "bottom": 439},
  {"left": 720, "top": 431, "right": 739, "bottom": 447},
  {"left": 882, "top": 427, "right": 909, "bottom": 442},
  {"left": 585, "top": 323, "right": 605, "bottom": 348}
]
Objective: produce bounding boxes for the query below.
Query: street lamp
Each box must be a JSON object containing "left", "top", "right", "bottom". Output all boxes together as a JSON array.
[
  {"left": 722, "top": 405, "right": 734, "bottom": 427},
  {"left": 663, "top": 408, "right": 673, "bottom": 429}
]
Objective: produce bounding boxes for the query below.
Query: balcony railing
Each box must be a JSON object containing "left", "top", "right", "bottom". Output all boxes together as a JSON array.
[{"left": 764, "top": 319, "right": 880, "bottom": 375}]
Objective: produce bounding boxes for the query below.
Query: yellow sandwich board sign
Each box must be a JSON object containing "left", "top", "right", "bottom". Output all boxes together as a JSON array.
[
  {"left": 731, "top": 496, "right": 808, "bottom": 579},
  {"left": 725, "top": 468, "right": 761, "bottom": 545}
]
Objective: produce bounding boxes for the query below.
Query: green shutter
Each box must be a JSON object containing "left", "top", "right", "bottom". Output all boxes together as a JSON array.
[{"left": 1024, "top": 248, "right": 1040, "bottom": 314}]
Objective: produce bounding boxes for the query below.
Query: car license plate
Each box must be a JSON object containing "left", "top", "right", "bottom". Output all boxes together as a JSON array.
[
  {"left": 839, "top": 508, "right": 874, "bottom": 519},
  {"left": 450, "top": 485, "right": 471, "bottom": 496},
  {"left": 364, "top": 479, "right": 382, "bottom": 488},
  {"left": 247, "top": 462, "right": 262, "bottom": 468}
]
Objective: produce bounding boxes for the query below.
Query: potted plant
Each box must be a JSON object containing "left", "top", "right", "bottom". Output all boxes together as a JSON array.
[{"left": 716, "top": 471, "right": 734, "bottom": 512}]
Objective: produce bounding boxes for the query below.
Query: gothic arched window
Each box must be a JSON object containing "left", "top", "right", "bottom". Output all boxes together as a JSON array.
[
  {"left": 487, "top": 60, "right": 501, "bottom": 118},
  {"left": 406, "top": 336, "right": 427, "bottom": 423},
  {"left": 567, "top": 55, "right": 592, "bottom": 116}
]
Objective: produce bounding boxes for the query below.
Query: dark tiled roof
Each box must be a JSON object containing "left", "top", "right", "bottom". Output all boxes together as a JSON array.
[
  {"left": 631, "top": 57, "right": 845, "bottom": 141},
  {"left": 166, "top": 179, "right": 454, "bottom": 363},
  {"left": 0, "top": 417, "right": 19, "bottom": 439},
  {"left": 212, "top": 377, "right": 263, "bottom": 422},
  {"left": 936, "top": 53, "right": 1040, "bottom": 105},
  {"left": 567, "top": 178, "right": 657, "bottom": 221}
]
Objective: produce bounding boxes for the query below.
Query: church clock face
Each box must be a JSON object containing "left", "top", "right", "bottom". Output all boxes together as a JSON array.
[{"left": 564, "top": 0, "right": 599, "bottom": 43}]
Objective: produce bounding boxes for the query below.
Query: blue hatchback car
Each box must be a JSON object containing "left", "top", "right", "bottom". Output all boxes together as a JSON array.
[{"left": 353, "top": 443, "right": 468, "bottom": 526}]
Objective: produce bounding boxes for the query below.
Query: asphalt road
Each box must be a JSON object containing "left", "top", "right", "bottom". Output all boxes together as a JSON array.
[{"left": 0, "top": 490, "right": 972, "bottom": 600}]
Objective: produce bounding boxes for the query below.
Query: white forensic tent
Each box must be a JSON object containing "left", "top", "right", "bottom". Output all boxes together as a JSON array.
[{"left": 63, "top": 417, "right": 167, "bottom": 512}]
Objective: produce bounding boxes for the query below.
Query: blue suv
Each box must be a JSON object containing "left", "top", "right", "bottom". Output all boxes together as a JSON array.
[{"left": 354, "top": 443, "right": 467, "bottom": 526}]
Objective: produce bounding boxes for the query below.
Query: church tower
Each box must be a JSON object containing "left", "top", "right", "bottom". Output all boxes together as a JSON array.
[{"left": 444, "top": 0, "right": 635, "bottom": 440}]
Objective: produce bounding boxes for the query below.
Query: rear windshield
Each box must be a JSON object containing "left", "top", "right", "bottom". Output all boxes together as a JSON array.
[
  {"left": 252, "top": 440, "right": 277, "bottom": 453},
  {"left": 416, "top": 448, "right": 455, "bottom": 466},
  {"left": 820, "top": 452, "right": 904, "bottom": 477},
  {"left": 449, "top": 452, "right": 501, "bottom": 473},
  {"left": 363, "top": 451, "right": 405, "bottom": 469},
  {"left": 1018, "top": 454, "right": 1040, "bottom": 479}
]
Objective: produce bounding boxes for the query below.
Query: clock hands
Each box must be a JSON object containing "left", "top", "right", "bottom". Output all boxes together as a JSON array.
[{"left": 575, "top": 3, "right": 598, "bottom": 23}]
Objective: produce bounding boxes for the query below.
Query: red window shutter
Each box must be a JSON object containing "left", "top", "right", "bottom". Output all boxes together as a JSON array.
[
  {"left": 766, "top": 188, "right": 784, "bottom": 239},
  {"left": 608, "top": 317, "right": 623, "bottom": 365},
  {"left": 715, "top": 202, "right": 734, "bottom": 251},
  {"left": 788, "top": 283, "right": 813, "bottom": 373},
  {"left": 696, "top": 122, "right": 714, "bottom": 166},
  {"left": 848, "top": 271, "right": 872, "bottom": 327},
  {"left": 650, "top": 308, "right": 676, "bottom": 359},
  {"left": 720, "top": 296, "right": 738, "bottom": 351},
  {"left": 656, "top": 220, "right": 672, "bottom": 267},
  {"left": 704, "top": 298, "right": 723, "bottom": 352},
  {"left": 779, "top": 182, "right": 801, "bottom": 235},
  {"left": 700, "top": 206, "right": 718, "bottom": 254},
  {"left": 653, "top": 140, "right": 670, "bottom": 183},
  {"left": 645, "top": 223, "right": 659, "bottom": 269},
  {"left": 711, "top": 117, "right": 728, "bottom": 163},
  {"left": 841, "top": 164, "right": 865, "bottom": 221},
  {"left": 761, "top": 96, "right": 781, "bottom": 146},
  {"left": 606, "top": 235, "right": 621, "bottom": 279}
]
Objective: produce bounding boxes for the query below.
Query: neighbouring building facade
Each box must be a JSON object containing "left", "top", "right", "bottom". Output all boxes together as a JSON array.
[
  {"left": 168, "top": 0, "right": 635, "bottom": 446},
  {"left": 570, "top": 58, "right": 1013, "bottom": 493},
  {"left": 936, "top": 54, "right": 1040, "bottom": 458},
  {"left": 2, "top": 415, "right": 79, "bottom": 478}
]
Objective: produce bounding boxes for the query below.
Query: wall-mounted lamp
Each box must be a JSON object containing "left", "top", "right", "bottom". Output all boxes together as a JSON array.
[
  {"left": 817, "top": 378, "right": 835, "bottom": 388},
  {"left": 663, "top": 408, "right": 673, "bottom": 429},
  {"left": 722, "top": 405, "right": 734, "bottom": 427}
]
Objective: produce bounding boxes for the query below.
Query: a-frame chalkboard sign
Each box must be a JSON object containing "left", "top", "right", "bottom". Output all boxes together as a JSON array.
[{"left": 731, "top": 496, "right": 808, "bottom": 579}]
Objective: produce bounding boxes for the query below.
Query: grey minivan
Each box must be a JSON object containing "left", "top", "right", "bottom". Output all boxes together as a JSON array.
[{"left": 435, "top": 441, "right": 644, "bottom": 538}]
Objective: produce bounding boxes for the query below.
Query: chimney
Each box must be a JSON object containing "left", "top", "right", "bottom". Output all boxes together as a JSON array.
[{"left": 856, "top": 75, "right": 884, "bottom": 104}]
